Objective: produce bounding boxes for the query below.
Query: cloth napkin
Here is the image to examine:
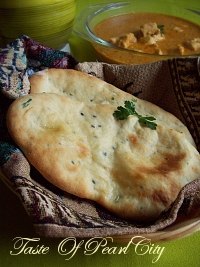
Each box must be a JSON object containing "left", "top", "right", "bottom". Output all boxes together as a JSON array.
[{"left": 0, "top": 36, "right": 200, "bottom": 238}]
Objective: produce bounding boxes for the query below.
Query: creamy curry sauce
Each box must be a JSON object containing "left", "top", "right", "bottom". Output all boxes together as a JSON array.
[{"left": 94, "top": 13, "right": 200, "bottom": 63}]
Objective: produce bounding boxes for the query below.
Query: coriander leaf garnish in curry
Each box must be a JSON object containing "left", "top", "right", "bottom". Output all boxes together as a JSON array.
[
  {"left": 22, "top": 98, "right": 32, "bottom": 108},
  {"left": 157, "top": 24, "right": 165, "bottom": 34},
  {"left": 113, "top": 100, "right": 157, "bottom": 130}
]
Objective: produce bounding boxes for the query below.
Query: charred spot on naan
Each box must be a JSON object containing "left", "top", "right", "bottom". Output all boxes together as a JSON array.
[
  {"left": 151, "top": 189, "right": 171, "bottom": 207},
  {"left": 128, "top": 134, "right": 138, "bottom": 145},
  {"left": 76, "top": 142, "right": 90, "bottom": 158},
  {"left": 136, "top": 152, "right": 186, "bottom": 176}
]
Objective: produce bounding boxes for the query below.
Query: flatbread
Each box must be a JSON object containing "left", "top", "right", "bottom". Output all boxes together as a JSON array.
[
  {"left": 7, "top": 91, "right": 200, "bottom": 222},
  {"left": 29, "top": 68, "right": 195, "bottom": 146}
]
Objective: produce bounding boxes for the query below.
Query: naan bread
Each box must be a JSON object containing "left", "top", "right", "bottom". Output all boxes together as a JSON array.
[
  {"left": 29, "top": 68, "right": 195, "bottom": 146},
  {"left": 7, "top": 92, "right": 200, "bottom": 222}
]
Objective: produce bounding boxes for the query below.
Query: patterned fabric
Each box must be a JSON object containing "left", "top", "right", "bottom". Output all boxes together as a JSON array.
[
  {"left": 169, "top": 58, "right": 200, "bottom": 149},
  {"left": 0, "top": 36, "right": 200, "bottom": 238},
  {"left": 0, "top": 35, "right": 78, "bottom": 99}
]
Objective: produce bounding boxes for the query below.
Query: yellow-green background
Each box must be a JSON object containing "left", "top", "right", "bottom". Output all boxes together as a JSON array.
[{"left": 0, "top": 0, "right": 200, "bottom": 266}]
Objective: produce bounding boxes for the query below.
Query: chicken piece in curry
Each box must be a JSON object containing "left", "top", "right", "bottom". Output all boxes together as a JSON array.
[{"left": 95, "top": 13, "right": 200, "bottom": 56}]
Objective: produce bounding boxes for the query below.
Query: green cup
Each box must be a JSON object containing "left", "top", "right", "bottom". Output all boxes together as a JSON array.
[{"left": 0, "top": 0, "right": 76, "bottom": 48}]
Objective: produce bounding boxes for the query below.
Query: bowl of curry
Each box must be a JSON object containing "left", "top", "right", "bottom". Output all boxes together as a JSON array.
[{"left": 73, "top": 1, "right": 200, "bottom": 64}]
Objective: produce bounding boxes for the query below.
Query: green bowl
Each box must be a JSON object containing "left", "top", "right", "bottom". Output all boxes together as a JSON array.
[
  {"left": 73, "top": 0, "right": 200, "bottom": 64},
  {"left": 0, "top": 0, "right": 76, "bottom": 49}
]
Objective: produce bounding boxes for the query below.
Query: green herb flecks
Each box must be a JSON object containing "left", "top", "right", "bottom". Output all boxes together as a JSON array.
[
  {"left": 113, "top": 100, "right": 157, "bottom": 130},
  {"left": 22, "top": 98, "right": 32, "bottom": 108},
  {"left": 158, "top": 24, "right": 165, "bottom": 34}
]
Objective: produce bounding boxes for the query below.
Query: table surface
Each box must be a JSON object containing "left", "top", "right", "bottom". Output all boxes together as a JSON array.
[{"left": 1, "top": 1, "right": 200, "bottom": 267}]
